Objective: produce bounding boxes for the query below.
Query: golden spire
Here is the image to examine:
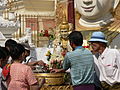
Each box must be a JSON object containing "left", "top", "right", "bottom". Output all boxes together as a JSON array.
[{"left": 60, "top": 11, "right": 69, "bottom": 31}]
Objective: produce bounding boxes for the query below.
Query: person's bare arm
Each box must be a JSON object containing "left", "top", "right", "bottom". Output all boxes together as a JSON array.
[
  {"left": 50, "top": 69, "right": 65, "bottom": 73},
  {"left": 27, "top": 60, "right": 45, "bottom": 66}
]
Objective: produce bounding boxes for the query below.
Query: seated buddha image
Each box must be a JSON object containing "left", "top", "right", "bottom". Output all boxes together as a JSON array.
[{"left": 75, "top": 0, "right": 120, "bottom": 48}]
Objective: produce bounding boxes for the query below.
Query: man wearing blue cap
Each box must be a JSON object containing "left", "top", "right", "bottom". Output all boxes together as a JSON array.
[{"left": 89, "top": 31, "right": 120, "bottom": 90}]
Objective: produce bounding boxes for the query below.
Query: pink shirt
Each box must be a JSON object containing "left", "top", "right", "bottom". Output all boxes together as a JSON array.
[{"left": 8, "top": 63, "right": 37, "bottom": 90}]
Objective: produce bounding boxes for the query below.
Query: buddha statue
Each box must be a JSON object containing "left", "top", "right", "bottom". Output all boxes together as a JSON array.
[
  {"left": 60, "top": 26, "right": 69, "bottom": 49},
  {"left": 75, "top": 0, "right": 120, "bottom": 48},
  {"left": 75, "top": 0, "right": 119, "bottom": 28},
  {"left": 59, "top": 15, "right": 72, "bottom": 50},
  {"left": 50, "top": 15, "right": 72, "bottom": 61}
]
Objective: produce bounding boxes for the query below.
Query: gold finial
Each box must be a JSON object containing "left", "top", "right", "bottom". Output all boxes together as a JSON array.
[{"left": 60, "top": 11, "right": 69, "bottom": 30}]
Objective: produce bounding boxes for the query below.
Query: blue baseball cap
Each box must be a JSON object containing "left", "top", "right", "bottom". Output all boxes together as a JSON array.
[{"left": 89, "top": 31, "right": 108, "bottom": 43}]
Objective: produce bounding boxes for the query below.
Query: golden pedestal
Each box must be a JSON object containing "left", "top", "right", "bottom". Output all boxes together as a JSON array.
[
  {"left": 35, "top": 73, "right": 65, "bottom": 86},
  {"left": 34, "top": 73, "right": 73, "bottom": 90}
]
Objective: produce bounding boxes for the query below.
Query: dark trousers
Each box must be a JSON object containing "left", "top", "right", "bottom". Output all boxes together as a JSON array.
[
  {"left": 73, "top": 84, "right": 95, "bottom": 90},
  {"left": 95, "top": 85, "right": 102, "bottom": 90}
]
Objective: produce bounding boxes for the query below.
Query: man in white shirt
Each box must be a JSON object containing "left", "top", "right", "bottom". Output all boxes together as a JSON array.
[{"left": 89, "top": 31, "right": 120, "bottom": 90}]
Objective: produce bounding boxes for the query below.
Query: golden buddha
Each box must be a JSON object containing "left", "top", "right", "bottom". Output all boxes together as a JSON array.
[{"left": 59, "top": 15, "right": 70, "bottom": 49}]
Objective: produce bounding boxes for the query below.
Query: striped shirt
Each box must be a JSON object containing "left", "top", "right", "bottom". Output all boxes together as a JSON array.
[{"left": 63, "top": 47, "right": 94, "bottom": 86}]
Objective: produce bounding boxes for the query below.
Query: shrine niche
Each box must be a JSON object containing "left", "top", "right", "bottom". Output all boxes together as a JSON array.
[{"left": 75, "top": 0, "right": 120, "bottom": 49}]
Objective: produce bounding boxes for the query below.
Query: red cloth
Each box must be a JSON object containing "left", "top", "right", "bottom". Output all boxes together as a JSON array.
[
  {"left": 2, "top": 64, "right": 11, "bottom": 80},
  {"left": 83, "top": 46, "right": 89, "bottom": 48}
]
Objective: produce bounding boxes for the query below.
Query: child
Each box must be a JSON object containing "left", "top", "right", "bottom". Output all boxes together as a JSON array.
[{"left": 8, "top": 44, "right": 44, "bottom": 90}]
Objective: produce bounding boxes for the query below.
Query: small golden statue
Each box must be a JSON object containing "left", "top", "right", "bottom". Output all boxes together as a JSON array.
[{"left": 59, "top": 14, "right": 72, "bottom": 49}]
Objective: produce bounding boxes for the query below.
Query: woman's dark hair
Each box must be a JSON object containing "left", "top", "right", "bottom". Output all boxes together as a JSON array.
[
  {"left": 0, "top": 47, "right": 10, "bottom": 68},
  {"left": 0, "top": 47, "right": 6, "bottom": 60},
  {"left": 68, "top": 31, "right": 83, "bottom": 46},
  {"left": 1, "top": 47, "right": 10, "bottom": 57},
  {"left": 10, "top": 44, "right": 25, "bottom": 60},
  {"left": 7, "top": 44, "right": 16, "bottom": 56},
  {"left": 5, "top": 39, "right": 17, "bottom": 47}
]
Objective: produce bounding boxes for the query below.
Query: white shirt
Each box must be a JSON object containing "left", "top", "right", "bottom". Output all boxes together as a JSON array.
[
  {"left": 22, "top": 56, "right": 37, "bottom": 64},
  {"left": 94, "top": 47, "right": 120, "bottom": 86}
]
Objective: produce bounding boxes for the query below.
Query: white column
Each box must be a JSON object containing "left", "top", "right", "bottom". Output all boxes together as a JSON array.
[{"left": 39, "top": 18, "right": 44, "bottom": 30}]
